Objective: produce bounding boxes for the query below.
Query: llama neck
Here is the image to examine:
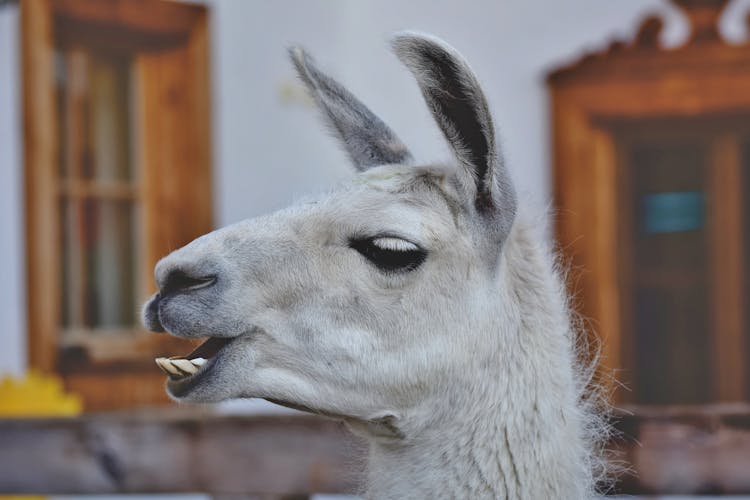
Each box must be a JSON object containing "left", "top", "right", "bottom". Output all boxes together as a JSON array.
[
  {"left": 365, "top": 411, "right": 518, "bottom": 498},
  {"left": 365, "top": 382, "right": 590, "bottom": 499},
  {"left": 365, "top": 220, "right": 598, "bottom": 499}
]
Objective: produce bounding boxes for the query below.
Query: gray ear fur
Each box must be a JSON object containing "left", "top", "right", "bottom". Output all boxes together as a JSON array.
[
  {"left": 391, "top": 32, "right": 516, "bottom": 236},
  {"left": 290, "top": 46, "right": 413, "bottom": 170}
]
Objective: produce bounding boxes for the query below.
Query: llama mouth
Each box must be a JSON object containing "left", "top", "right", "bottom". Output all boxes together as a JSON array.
[{"left": 154, "top": 336, "right": 234, "bottom": 382}]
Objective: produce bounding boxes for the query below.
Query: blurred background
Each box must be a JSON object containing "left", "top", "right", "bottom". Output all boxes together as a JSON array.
[{"left": 1, "top": 0, "right": 750, "bottom": 497}]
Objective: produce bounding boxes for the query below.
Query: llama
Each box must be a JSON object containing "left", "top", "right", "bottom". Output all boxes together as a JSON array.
[{"left": 142, "top": 32, "right": 606, "bottom": 498}]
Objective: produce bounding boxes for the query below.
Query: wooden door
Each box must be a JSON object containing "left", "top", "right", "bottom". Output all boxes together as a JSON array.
[{"left": 612, "top": 120, "right": 747, "bottom": 404}]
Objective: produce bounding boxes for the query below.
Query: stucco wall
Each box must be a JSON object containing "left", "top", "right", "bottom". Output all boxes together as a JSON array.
[
  {"left": 0, "top": 5, "right": 25, "bottom": 376},
  {"left": 204, "top": 0, "right": 689, "bottom": 225},
  {"left": 0, "top": 0, "right": 716, "bottom": 375}
]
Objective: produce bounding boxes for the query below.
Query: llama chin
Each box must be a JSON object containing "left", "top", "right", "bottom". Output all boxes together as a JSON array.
[{"left": 143, "top": 32, "right": 607, "bottom": 498}]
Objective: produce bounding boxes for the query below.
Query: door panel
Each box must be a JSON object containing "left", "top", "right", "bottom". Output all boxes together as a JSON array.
[{"left": 622, "top": 139, "right": 712, "bottom": 404}]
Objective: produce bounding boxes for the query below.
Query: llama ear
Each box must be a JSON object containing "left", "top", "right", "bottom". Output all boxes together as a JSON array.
[
  {"left": 391, "top": 33, "right": 516, "bottom": 233},
  {"left": 290, "top": 47, "right": 413, "bottom": 170}
]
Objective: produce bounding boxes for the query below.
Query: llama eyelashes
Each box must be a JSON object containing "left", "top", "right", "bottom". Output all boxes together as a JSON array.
[
  {"left": 370, "top": 237, "right": 420, "bottom": 252},
  {"left": 349, "top": 236, "right": 427, "bottom": 273}
]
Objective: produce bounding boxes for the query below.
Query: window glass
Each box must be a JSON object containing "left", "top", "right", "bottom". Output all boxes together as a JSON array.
[{"left": 56, "top": 48, "right": 137, "bottom": 332}]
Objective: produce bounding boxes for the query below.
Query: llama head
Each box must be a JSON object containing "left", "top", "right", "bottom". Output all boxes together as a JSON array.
[{"left": 142, "top": 32, "right": 517, "bottom": 439}]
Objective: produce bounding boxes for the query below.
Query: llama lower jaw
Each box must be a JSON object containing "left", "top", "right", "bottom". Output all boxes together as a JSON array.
[{"left": 154, "top": 336, "right": 234, "bottom": 382}]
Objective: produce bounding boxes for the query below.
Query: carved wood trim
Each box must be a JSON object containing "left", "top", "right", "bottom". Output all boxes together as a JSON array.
[
  {"left": 548, "top": 0, "right": 750, "bottom": 404},
  {"left": 549, "top": 0, "right": 747, "bottom": 85}
]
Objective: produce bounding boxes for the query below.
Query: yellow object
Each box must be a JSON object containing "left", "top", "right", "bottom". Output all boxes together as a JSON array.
[
  {"left": 0, "top": 371, "right": 82, "bottom": 417},
  {"left": 0, "top": 373, "right": 78, "bottom": 500}
]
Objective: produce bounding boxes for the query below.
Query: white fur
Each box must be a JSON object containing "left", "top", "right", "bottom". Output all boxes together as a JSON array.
[{"left": 142, "top": 33, "right": 607, "bottom": 499}]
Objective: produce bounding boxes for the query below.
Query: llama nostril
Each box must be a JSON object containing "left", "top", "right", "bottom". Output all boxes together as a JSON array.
[
  {"left": 160, "top": 269, "right": 217, "bottom": 297},
  {"left": 143, "top": 293, "right": 165, "bottom": 332}
]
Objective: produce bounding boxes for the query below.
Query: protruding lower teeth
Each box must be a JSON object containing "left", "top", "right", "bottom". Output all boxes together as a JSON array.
[
  {"left": 155, "top": 357, "right": 205, "bottom": 379},
  {"left": 155, "top": 357, "right": 180, "bottom": 376},
  {"left": 172, "top": 359, "right": 198, "bottom": 375}
]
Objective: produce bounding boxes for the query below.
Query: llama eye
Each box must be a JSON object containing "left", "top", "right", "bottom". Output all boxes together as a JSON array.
[{"left": 349, "top": 236, "right": 427, "bottom": 273}]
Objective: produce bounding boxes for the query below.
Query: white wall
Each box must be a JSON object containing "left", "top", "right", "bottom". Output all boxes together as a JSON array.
[
  {"left": 205, "top": 0, "right": 688, "bottom": 226},
  {"left": 0, "top": 0, "right": 709, "bottom": 375},
  {"left": 0, "top": 4, "right": 25, "bottom": 377}
]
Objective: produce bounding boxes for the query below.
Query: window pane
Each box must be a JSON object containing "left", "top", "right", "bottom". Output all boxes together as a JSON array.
[
  {"left": 60, "top": 198, "right": 82, "bottom": 329},
  {"left": 94, "top": 199, "right": 136, "bottom": 328},
  {"left": 56, "top": 48, "right": 132, "bottom": 182},
  {"left": 88, "top": 52, "right": 132, "bottom": 183},
  {"left": 57, "top": 47, "right": 138, "bottom": 332},
  {"left": 60, "top": 199, "right": 136, "bottom": 329}
]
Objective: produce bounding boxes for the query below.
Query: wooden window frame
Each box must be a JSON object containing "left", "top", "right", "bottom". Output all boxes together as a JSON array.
[
  {"left": 22, "top": 0, "right": 212, "bottom": 410},
  {"left": 548, "top": 3, "right": 749, "bottom": 403}
]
